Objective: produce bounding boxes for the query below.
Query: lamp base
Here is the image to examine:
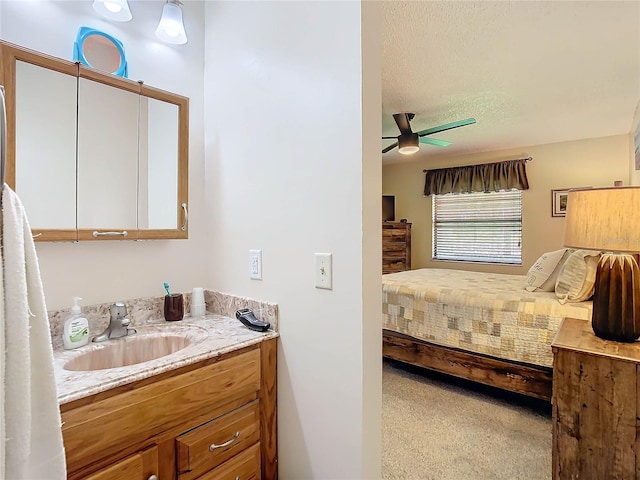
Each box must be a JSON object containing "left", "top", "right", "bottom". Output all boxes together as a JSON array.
[{"left": 591, "top": 253, "right": 640, "bottom": 342}]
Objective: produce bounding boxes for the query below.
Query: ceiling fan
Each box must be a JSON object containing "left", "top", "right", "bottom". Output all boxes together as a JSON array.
[{"left": 382, "top": 113, "right": 476, "bottom": 154}]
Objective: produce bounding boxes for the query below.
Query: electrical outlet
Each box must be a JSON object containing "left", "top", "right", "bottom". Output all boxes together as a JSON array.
[
  {"left": 315, "top": 253, "right": 332, "bottom": 290},
  {"left": 249, "top": 250, "right": 262, "bottom": 280}
]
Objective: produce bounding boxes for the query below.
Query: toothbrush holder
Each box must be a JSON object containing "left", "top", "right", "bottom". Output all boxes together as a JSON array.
[{"left": 164, "top": 293, "right": 184, "bottom": 321}]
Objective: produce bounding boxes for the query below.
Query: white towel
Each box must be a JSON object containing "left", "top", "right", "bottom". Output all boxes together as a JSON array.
[
  {"left": 2, "top": 185, "right": 66, "bottom": 480},
  {"left": 0, "top": 188, "right": 5, "bottom": 480}
]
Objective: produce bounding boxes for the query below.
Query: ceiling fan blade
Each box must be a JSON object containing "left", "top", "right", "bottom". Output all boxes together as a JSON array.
[
  {"left": 393, "top": 113, "right": 414, "bottom": 135},
  {"left": 382, "top": 142, "right": 398, "bottom": 154},
  {"left": 419, "top": 137, "right": 451, "bottom": 147},
  {"left": 416, "top": 118, "right": 476, "bottom": 137},
  {"left": 382, "top": 136, "right": 398, "bottom": 140}
]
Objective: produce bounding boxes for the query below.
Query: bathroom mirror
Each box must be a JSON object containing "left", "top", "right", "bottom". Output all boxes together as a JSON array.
[
  {"left": 139, "top": 93, "right": 180, "bottom": 230},
  {"left": 76, "top": 72, "right": 139, "bottom": 234},
  {"left": 0, "top": 40, "right": 189, "bottom": 241},
  {"left": 15, "top": 60, "right": 77, "bottom": 232},
  {"left": 9, "top": 46, "right": 79, "bottom": 241}
]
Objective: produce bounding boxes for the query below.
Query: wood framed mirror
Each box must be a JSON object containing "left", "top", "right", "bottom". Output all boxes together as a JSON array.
[{"left": 0, "top": 40, "right": 189, "bottom": 241}]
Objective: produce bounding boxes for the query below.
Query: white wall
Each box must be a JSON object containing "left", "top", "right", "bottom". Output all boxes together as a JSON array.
[
  {"left": 361, "top": 2, "right": 383, "bottom": 476},
  {"left": 203, "top": 1, "right": 381, "bottom": 478},
  {"left": 3, "top": 1, "right": 382, "bottom": 477},
  {"left": 1, "top": 1, "right": 207, "bottom": 310}
]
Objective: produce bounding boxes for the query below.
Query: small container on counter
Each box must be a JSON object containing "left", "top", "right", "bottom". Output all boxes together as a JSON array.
[
  {"left": 164, "top": 293, "right": 184, "bottom": 321},
  {"left": 190, "top": 287, "right": 206, "bottom": 317}
]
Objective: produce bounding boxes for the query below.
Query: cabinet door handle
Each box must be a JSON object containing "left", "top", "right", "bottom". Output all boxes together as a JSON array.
[
  {"left": 209, "top": 431, "right": 240, "bottom": 451},
  {"left": 92, "top": 230, "right": 128, "bottom": 237},
  {"left": 180, "top": 203, "right": 188, "bottom": 231},
  {"left": 147, "top": 475, "right": 158, "bottom": 480}
]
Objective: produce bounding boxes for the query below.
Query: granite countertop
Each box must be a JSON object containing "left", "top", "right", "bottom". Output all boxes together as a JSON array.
[{"left": 53, "top": 314, "right": 278, "bottom": 405}]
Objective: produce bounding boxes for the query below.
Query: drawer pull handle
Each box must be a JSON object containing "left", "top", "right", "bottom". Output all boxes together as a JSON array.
[
  {"left": 92, "top": 230, "right": 128, "bottom": 237},
  {"left": 209, "top": 431, "right": 240, "bottom": 451},
  {"left": 235, "top": 477, "right": 240, "bottom": 480},
  {"left": 148, "top": 475, "right": 158, "bottom": 480},
  {"left": 181, "top": 202, "right": 188, "bottom": 231}
]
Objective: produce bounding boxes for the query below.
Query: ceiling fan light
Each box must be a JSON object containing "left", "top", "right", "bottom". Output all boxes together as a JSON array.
[{"left": 398, "top": 133, "right": 419, "bottom": 155}]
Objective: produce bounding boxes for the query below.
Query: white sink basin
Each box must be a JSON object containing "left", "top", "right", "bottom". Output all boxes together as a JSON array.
[{"left": 64, "top": 334, "right": 191, "bottom": 371}]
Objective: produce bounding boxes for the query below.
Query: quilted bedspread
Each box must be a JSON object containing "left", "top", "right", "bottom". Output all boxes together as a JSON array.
[{"left": 382, "top": 268, "right": 592, "bottom": 367}]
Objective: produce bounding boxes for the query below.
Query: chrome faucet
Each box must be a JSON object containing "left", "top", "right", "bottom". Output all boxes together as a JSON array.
[{"left": 93, "top": 302, "right": 136, "bottom": 342}]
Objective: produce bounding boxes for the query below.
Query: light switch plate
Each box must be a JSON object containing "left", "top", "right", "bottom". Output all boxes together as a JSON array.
[
  {"left": 249, "top": 250, "right": 262, "bottom": 280},
  {"left": 315, "top": 253, "right": 332, "bottom": 290}
]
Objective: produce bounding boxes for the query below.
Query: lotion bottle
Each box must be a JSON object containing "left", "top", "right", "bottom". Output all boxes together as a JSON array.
[{"left": 63, "top": 297, "right": 90, "bottom": 349}]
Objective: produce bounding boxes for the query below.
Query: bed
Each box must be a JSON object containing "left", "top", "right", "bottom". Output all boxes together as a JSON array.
[{"left": 382, "top": 268, "right": 593, "bottom": 401}]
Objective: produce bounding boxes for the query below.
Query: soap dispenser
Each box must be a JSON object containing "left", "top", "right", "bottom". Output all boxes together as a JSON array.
[{"left": 63, "top": 297, "right": 90, "bottom": 349}]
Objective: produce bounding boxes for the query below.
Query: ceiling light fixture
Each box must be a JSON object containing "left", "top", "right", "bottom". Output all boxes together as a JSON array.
[
  {"left": 156, "top": 0, "right": 188, "bottom": 45},
  {"left": 398, "top": 133, "right": 419, "bottom": 155},
  {"left": 92, "top": 0, "right": 132, "bottom": 22}
]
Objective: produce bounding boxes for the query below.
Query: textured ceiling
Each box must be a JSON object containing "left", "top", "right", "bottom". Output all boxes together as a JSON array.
[{"left": 382, "top": 1, "right": 640, "bottom": 164}]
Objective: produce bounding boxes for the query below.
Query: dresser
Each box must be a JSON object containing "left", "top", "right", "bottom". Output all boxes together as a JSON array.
[
  {"left": 382, "top": 222, "right": 411, "bottom": 274},
  {"left": 551, "top": 318, "right": 639, "bottom": 479}
]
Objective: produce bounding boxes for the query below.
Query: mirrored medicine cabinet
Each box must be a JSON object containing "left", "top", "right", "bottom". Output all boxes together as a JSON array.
[{"left": 0, "top": 40, "right": 189, "bottom": 241}]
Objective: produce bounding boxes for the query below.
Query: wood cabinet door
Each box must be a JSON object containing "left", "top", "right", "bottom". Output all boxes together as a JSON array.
[{"left": 79, "top": 445, "right": 158, "bottom": 480}]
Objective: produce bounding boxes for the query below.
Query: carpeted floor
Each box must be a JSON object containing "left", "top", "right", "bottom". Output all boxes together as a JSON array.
[{"left": 382, "top": 360, "right": 552, "bottom": 480}]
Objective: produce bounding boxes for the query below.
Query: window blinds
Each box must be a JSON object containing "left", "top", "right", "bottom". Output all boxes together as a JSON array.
[{"left": 432, "top": 190, "right": 522, "bottom": 264}]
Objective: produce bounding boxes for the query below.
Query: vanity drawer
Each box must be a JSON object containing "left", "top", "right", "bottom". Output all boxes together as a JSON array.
[
  {"left": 177, "top": 401, "right": 260, "bottom": 480},
  {"left": 80, "top": 445, "right": 158, "bottom": 480},
  {"left": 195, "top": 443, "right": 260, "bottom": 480}
]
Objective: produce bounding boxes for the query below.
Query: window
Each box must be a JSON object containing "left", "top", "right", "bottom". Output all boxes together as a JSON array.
[{"left": 432, "top": 190, "right": 522, "bottom": 264}]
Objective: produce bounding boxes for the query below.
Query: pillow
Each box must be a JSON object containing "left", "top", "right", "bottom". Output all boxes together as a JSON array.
[
  {"left": 555, "top": 250, "right": 601, "bottom": 303},
  {"left": 524, "top": 248, "right": 574, "bottom": 292}
]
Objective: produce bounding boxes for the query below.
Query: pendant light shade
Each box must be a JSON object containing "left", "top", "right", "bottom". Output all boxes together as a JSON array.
[
  {"left": 92, "top": 0, "right": 132, "bottom": 22},
  {"left": 156, "top": 0, "right": 188, "bottom": 45}
]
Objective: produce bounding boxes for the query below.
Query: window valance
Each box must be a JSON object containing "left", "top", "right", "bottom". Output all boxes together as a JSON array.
[{"left": 423, "top": 158, "right": 530, "bottom": 196}]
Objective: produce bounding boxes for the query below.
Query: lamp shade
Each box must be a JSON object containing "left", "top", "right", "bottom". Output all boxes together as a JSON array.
[
  {"left": 564, "top": 186, "right": 640, "bottom": 253},
  {"left": 564, "top": 186, "right": 640, "bottom": 342},
  {"left": 156, "top": 0, "right": 188, "bottom": 45},
  {"left": 92, "top": 0, "right": 132, "bottom": 22},
  {"left": 398, "top": 133, "right": 419, "bottom": 155}
]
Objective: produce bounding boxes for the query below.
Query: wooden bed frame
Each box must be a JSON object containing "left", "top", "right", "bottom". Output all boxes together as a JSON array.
[{"left": 383, "top": 329, "right": 553, "bottom": 401}]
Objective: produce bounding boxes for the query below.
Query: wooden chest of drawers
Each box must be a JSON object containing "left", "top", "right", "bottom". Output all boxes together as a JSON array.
[
  {"left": 382, "top": 222, "right": 411, "bottom": 274},
  {"left": 552, "top": 318, "right": 639, "bottom": 479}
]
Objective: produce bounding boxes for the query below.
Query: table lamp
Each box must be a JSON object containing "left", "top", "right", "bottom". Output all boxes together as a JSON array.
[{"left": 564, "top": 186, "right": 640, "bottom": 342}]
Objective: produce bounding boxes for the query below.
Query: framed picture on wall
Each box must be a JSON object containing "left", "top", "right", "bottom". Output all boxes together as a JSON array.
[{"left": 552, "top": 189, "right": 570, "bottom": 217}]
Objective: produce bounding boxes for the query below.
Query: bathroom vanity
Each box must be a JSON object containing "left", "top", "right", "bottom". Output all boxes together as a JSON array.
[{"left": 53, "top": 315, "right": 278, "bottom": 480}]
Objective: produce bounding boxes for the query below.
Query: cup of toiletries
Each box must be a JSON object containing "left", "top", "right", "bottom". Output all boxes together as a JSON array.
[
  {"left": 191, "top": 287, "right": 206, "bottom": 317},
  {"left": 63, "top": 297, "right": 90, "bottom": 349},
  {"left": 163, "top": 282, "right": 184, "bottom": 321},
  {"left": 164, "top": 294, "right": 184, "bottom": 321}
]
